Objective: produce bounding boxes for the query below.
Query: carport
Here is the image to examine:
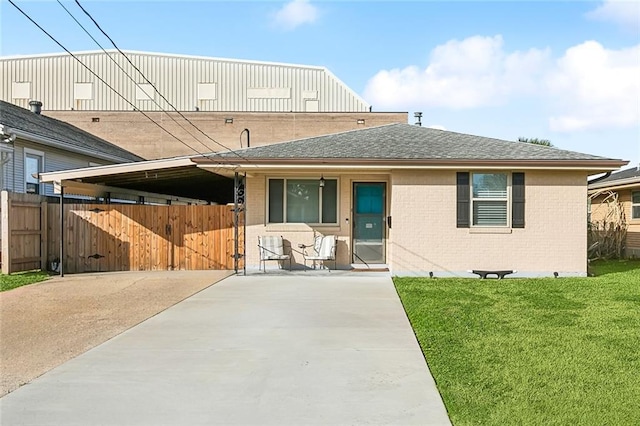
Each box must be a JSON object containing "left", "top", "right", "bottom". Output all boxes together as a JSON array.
[{"left": 39, "top": 156, "right": 246, "bottom": 275}]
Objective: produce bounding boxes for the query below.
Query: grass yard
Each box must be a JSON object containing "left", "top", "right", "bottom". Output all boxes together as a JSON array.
[
  {"left": 0, "top": 270, "right": 51, "bottom": 292},
  {"left": 394, "top": 260, "right": 640, "bottom": 426}
]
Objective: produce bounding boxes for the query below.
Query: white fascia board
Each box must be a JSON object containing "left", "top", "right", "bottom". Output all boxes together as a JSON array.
[
  {"left": 54, "top": 180, "right": 209, "bottom": 205},
  {"left": 12, "top": 129, "right": 137, "bottom": 163},
  {"left": 588, "top": 176, "right": 640, "bottom": 190},
  {"left": 198, "top": 163, "right": 622, "bottom": 172},
  {"left": 40, "top": 157, "right": 196, "bottom": 183}
]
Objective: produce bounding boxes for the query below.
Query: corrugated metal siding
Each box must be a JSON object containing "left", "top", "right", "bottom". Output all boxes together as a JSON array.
[{"left": 0, "top": 52, "right": 370, "bottom": 112}]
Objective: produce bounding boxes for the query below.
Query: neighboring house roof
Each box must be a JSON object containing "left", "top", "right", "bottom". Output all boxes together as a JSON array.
[
  {"left": 198, "top": 123, "right": 626, "bottom": 168},
  {"left": 0, "top": 100, "right": 142, "bottom": 163},
  {"left": 588, "top": 166, "right": 640, "bottom": 191}
]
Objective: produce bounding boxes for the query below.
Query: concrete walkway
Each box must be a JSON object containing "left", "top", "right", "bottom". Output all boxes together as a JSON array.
[{"left": 0, "top": 272, "right": 451, "bottom": 425}]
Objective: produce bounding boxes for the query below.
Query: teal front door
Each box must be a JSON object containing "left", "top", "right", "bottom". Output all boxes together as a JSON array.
[{"left": 353, "top": 182, "right": 386, "bottom": 264}]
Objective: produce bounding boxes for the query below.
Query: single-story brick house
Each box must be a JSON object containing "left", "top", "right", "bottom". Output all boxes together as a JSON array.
[
  {"left": 42, "top": 123, "right": 626, "bottom": 276},
  {"left": 588, "top": 166, "right": 640, "bottom": 258},
  {"left": 194, "top": 124, "right": 626, "bottom": 276}
]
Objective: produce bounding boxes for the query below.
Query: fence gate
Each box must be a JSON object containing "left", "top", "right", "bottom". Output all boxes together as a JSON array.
[
  {"left": 61, "top": 204, "right": 243, "bottom": 273},
  {"left": 1, "top": 191, "right": 49, "bottom": 274}
]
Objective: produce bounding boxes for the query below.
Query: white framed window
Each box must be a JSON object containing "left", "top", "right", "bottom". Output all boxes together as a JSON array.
[
  {"left": 268, "top": 178, "right": 338, "bottom": 224},
  {"left": 471, "top": 172, "right": 509, "bottom": 226},
  {"left": 74, "top": 82, "right": 93, "bottom": 100},
  {"left": 135, "top": 83, "right": 154, "bottom": 100},
  {"left": 12, "top": 82, "right": 31, "bottom": 99},
  {"left": 24, "top": 148, "right": 44, "bottom": 194},
  {"left": 632, "top": 191, "right": 640, "bottom": 220}
]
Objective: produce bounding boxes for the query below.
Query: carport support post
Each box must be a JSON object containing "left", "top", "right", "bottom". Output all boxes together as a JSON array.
[
  {"left": 59, "top": 185, "right": 64, "bottom": 277},
  {"left": 234, "top": 172, "right": 239, "bottom": 274}
]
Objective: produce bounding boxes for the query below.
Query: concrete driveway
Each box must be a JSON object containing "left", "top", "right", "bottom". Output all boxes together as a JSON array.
[{"left": 0, "top": 272, "right": 451, "bottom": 425}]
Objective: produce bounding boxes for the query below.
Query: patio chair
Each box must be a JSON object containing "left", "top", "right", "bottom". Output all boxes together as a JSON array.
[
  {"left": 258, "top": 235, "right": 291, "bottom": 272},
  {"left": 299, "top": 235, "right": 337, "bottom": 270}
]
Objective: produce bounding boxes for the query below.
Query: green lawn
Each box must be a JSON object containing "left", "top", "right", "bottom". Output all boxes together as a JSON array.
[
  {"left": 0, "top": 270, "right": 52, "bottom": 292},
  {"left": 394, "top": 260, "right": 640, "bottom": 426}
]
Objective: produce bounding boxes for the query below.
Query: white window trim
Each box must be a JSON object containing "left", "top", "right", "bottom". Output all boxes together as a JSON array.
[
  {"left": 266, "top": 177, "right": 339, "bottom": 225},
  {"left": 470, "top": 172, "right": 512, "bottom": 228},
  {"left": 23, "top": 147, "right": 45, "bottom": 195},
  {"left": 632, "top": 190, "right": 640, "bottom": 220}
]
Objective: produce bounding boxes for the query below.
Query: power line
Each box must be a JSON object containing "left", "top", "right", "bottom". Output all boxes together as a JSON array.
[
  {"left": 7, "top": 0, "right": 217, "bottom": 161},
  {"left": 55, "top": 0, "right": 222, "bottom": 156},
  {"left": 74, "top": 0, "right": 250, "bottom": 162}
]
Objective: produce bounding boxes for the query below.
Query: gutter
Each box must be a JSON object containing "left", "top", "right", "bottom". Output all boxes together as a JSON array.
[
  {"left": 192, "top": 156, "right": 628, "bottom": 170},
  {"left": 587, "top": 172, "right": 611, "bottom": 185}
]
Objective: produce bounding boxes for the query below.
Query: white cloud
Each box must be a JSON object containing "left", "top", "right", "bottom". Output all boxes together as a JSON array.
[
  {"left": 428, "top": 124, "right": 447, "bottom": 131},
  {"left": 272, "top": 0, "right": 319, "bottom": 31},
  {"left": 363, "top": 35, "right": 640, "bottom": 133},
  {"left": 363, "top": 35, "right": 550, "bottom": 110},
  {"left": 546, "top": 41, "right": 640, "bottom": 132},
  {"left": 585, "top": 0, "right": 640, "bottom": 31}
]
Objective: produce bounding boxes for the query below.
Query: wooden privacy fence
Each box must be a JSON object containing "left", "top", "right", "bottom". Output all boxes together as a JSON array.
[
  {"left": 1, "top": 191, "right": 55, "bottom": 274},
  {"left": 1, "top": 190, "right": 243, "bottom": 274}
]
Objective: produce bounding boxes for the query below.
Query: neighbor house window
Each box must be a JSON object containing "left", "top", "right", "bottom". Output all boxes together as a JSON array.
[
  {"left": 632, "top": 191, "right": 640, "bottom": 220},
  {"left": 268, "top": 178, "right": 338, "bottom": 224},
  {"left": 25, "top": 151, "right": 43, "bottom": 194},
  {"left": 457, "top": 172, "right": 525, "bottom": 228}
]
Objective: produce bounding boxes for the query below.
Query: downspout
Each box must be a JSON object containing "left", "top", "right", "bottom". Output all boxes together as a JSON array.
[{"left": 60, "top": 184, "right": 64, "bottom": 277}]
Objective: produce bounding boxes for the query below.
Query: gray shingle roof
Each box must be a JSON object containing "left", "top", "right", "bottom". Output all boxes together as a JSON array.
[
  {"left": 218, "top": 123, "right": 619, "bottom": 162},
  {"left": 597, "top": 166, "right": 640, "bottom": 183},
  {"left": 0, "top": 100, "right": 142, "bottom": 162}
]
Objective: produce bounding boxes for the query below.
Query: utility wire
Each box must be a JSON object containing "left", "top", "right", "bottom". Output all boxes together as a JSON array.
[
  {"left": 7, "top": 0, "right": 216, "bottom": 161},
  {"left": 74, "top": 0, "right": 250, "bottom": 162},
  {"left": 55, "top": 0, "right": 221, "bottom": 157}
]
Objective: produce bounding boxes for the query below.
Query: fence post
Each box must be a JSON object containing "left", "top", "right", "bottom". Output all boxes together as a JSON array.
[
  {"left": 1, "top": 190, "right": 10, "bottom": 274},
  {"left": 41, "top": 201, "right": 48, "bottom": 271}
]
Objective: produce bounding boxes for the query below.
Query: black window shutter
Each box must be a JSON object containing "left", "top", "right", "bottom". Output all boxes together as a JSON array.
[
  {"left": 512, "top": 172, "right": 525, "bottom": 228},
  {"left": 457, "top": 172, "right": 470, "bottom": 228}
]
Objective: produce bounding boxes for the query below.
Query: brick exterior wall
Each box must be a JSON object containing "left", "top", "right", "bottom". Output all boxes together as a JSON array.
[
  {"left": 244, "top": 169, "right": 590, "bottom": 276},
  {"left": 590, "top": 186, "right": 640, "bottom": 258},
  {"left": 391, "top": 170, "right": 589, "bottom": 277},
  {"left": 44, "top": 111, "right": 407, "bottom": 160}
]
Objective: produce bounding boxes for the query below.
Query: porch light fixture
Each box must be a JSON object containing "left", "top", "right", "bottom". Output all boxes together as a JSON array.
[
  {"left": 319, "top": 176, "right": 325, "bottom": 188},
  {"left": 225, "top": 117, "right": 234, "bottom": 124}
]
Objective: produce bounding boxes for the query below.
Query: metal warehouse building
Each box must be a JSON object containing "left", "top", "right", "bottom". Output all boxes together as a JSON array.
[{"left": 1, "top": 51, "right": 405, "bottom": 159}]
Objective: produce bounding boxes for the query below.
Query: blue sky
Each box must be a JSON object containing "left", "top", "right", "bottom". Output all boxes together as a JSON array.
[{"left": 1, "top": 0, "right": 639, "bottom": 167}]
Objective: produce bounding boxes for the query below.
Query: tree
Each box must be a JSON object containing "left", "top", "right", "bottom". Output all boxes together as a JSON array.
[{"left": 517, "top": 137, "right": 553, "bottom": 147}]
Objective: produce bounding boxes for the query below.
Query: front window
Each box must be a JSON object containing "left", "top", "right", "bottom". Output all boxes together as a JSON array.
[
  {"left": 268, "top": 178, "right": 338, "bottom": 224},
  {"left": 25, "top": 153, "right": 42, "bottom": 194},
  {"left": 632, "top": 191, "right": 640, "bottom": 220},
  {"left": 472, "top": 173, "right": 508, "bottom": 226}
]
